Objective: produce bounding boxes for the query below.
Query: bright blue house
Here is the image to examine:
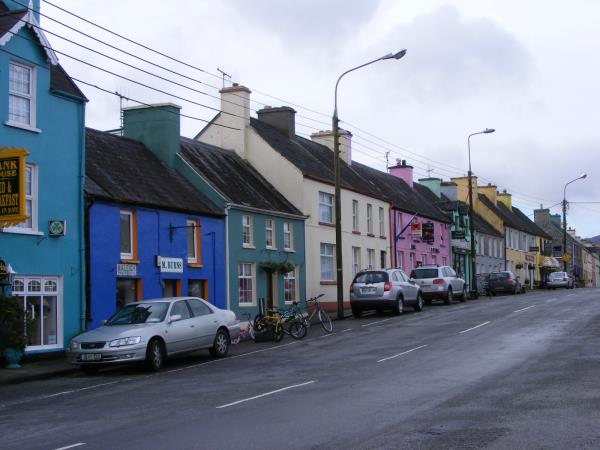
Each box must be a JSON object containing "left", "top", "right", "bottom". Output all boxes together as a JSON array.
[
  {"left": 0, "top": 0, "right": 87, "bottom": 354},
  {"left": 85, "top": 128, "right": 226, "bottom": 329}
]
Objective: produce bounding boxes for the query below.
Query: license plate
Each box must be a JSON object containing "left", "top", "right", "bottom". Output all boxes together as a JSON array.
[
  {"left": 81, "top": 353, "right": 102, "bottom": 361},
  {"left": 361, "top": 287, "right": 376, "bottom": 294}
]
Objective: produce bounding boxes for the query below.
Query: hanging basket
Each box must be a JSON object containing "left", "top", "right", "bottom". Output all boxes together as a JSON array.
[
  {"left": 278, "top": 261, "right": 295, "bottom": 274},
  {"left": 259, "top": 261, "right": 279, "bottom": 273}
]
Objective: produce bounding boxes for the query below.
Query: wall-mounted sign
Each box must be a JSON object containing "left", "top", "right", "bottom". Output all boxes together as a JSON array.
[
  {"left": 529, "top": 246, "right": 539, "bottom": 253},
  {"left": 48, "top": 220, "right": 66, "bottom": 237},
  {"left": 0, "top": 147, "right": 29, "bottom": 227},
  {"left": 410, "top": 222, "right": 422, "bottom": 238},
  {"left": 525, "top": 254, "right": 535, "bottom": 262},
  {"left": 116, "top": 263, "right": 137, "bottom": 277},
  {"left": 422, "top": 222, "right": 434, "bottom": 243},
  {"left": 157, "top": 256, "right": 183, "bottom": 273},
  {"left": 452, "top": 230, "right": 466, "bottom": 240}
]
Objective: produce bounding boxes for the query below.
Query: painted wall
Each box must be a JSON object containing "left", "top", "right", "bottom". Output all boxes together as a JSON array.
[
  {"left": 87, "top": 202, "right": 225, "bottom": 329},
  {"left": 0, "top": 25, "right": 85, "bottom": 353}
]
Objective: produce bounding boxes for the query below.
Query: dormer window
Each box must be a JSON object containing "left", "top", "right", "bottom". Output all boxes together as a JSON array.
[{"left": 8, "top": 61, "right": 36, "bottom": 130}]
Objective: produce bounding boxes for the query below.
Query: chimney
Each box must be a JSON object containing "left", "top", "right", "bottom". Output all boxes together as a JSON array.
[
  {"left": 5, "top": 0, "right": 40, "bottom": 23},
  {"left": 567, "top": 227, "right": 576, "bottom": 237},
  {"left": 478, "top": 183, "right": 498, "bottom": 205},
  {"left": 310, "top": 129, "right": 352, "bottom": 165},
  {"left": 550, "top": 213, "right": 562, "bottom": 227},
  {"left": 123, "top": 103, "right": 181, "bottom": 168},
  {"left": 418, "top": 178, "right": 442, "bottom": 198},
  {"left": 497, "top": 189, "right": 512, "bottom": 210},
  {"left": 533, "top": 208, "right": 551, "bottom": 227},
  {"left": 440, "top": 181, "right": 458, "bottom": 201},
  {"left": 450, "top": 176, "right": 477, "bottom": 204},
  {"left": 389, "top": 159, "right": 414, "bottom": 188},
  {"left": 257, "top": 106, "right": 297, "bottom": 138}
]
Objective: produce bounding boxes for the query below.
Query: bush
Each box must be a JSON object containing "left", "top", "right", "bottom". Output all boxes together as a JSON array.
[{"left": 0, "top": 294, "right": 27, "bottom": 352}]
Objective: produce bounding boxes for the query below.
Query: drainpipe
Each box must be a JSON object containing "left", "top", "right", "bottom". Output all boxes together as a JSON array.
[
  {"left": 225, "top": 204, "right": 231, "bottom": 310},
  {"left": 78, "top": 108, "right": 86, "bottom": 331}
]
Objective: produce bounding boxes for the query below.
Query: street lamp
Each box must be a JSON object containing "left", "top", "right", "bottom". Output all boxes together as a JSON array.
[
  {"left": 467, "top": 128, "right": 495, "bottom": 299},
  {"left": 333, "top": 49, "right": 407, "bottom": 320},
  {"left": 562, "top": 173, "right": 587, "bottom": 272}
]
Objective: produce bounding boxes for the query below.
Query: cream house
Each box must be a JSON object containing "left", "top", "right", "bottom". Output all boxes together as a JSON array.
[{"left": 196, "top": 85, "right": 391, "bottom": 308}]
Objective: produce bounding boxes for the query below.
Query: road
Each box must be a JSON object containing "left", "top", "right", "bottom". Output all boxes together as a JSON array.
[{"left": 2, "top": 288, "right": 600, "bottom": 450}]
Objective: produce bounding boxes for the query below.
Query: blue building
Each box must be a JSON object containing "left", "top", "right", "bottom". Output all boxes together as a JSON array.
[
  {"left": 0, "top": 1, "right": 87, "bottom": 353},
  {"left": 85, "top": 128, "right": 225, "bottom": 329}
]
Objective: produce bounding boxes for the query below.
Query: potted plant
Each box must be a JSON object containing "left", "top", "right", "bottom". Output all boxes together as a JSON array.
[
  {"left": 278, "top": 261, "right": 295, "bottom": 274},
  {"left": 0, "top": 294, "right": 28, "bottom": 369},
  {"left": 515, "top": 263, "right": 523, "bottom": 270},
  {"left": 259, "top": 261, "right": 279, "bottom": 273}
]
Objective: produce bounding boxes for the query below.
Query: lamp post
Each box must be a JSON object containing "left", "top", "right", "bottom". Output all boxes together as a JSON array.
[
  {"left": 467, "top": 128, "right": 495, "bottom": 299},
  {"left": 333, "top": 49, "right": 407, "bottom": 320},
  {"left": 562, "top": 173, "right": 587, "bottom": 272}
]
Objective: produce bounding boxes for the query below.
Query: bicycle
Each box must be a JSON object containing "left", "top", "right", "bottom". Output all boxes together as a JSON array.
[
  {"left": 254, "top": 307, "right": 307, "bottom": 341},
  {"left": 231, "top": 312, "right": 255, "bottom": 344},
  {"left": 305, "top": 294, "right": 333, "bottom": 333}
]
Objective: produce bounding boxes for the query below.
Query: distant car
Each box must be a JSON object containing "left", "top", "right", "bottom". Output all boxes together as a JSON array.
[
  {"left": 68, "top": 297, "right": 240, "bottom": 373},
  {"left": 349, "top": 269, "right": 423, "bottom": 317},
  {"left": 488, "top": 271, "right": 521, "bottom": 295},
  {"left": 476, "top": 273, "right": 490, "bottom": 296},
  {"left": 547, "top": 271, "right": 574, "bottom": 289},
  {"left": 409, "top": 265, "right": 467, "bottom": 304}
]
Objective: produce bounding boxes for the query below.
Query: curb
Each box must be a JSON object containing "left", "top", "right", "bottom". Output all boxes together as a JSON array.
[{"left": 0, "top": 366, "right": 80, "bottom": 386}]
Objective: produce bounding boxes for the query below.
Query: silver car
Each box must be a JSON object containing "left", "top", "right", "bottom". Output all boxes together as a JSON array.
[
  {"left": 349, "top": 269, "right": 423, "bottom": 317},
  {"left": 547, "top": 271, "right": 574, "bottom": 289},
  {"left": 68, "top": 297, "right": 240, "bottom": 373},
  {"left": 410, "top": 265, "right": 467, "bottom": 304}
]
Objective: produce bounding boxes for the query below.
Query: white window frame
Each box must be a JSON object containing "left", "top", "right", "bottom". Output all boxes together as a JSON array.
[
  {"left": 319, "top": 192, "right": 334, "bottom": 224},
  {"left": 283, "top": 222, "right": 293, "bottom": 251},
  {"left": 320, "top": 243, "right": 335, "bottom": 281},
  {"left": 7, "top": 61, "right": 38, "bottom": 131},
  {"left": 120, "top": 210, "right": 134, "bottom": 260},
  {"left": 265, "top": 218, "right": 275, "bottom": 249},
  {"left": 352, "top": 200, "right": 359, "bottom": 232},
  {"left": 352, "top": 246, "right": 361, "bottom": 276},
  {"left": 3, "top": 164, "right": 39, "bottom": 234},
  {"left": 367, "top": 248, "right": 375, "bottom": 270},
  {"left": 242, "top": 215, "right": 254, "bottom": 248},
  {"left": 378, "top": 207, "right": 385, "bottom": 237},
  {"left": 186, "top": 219, "right": 199, "bottom": 264},
  {"left": 238, "top": 262, "right": 256, "bottom": 305},
  {"left": 12, "top": 275, "right": 63, "bottom": 350},
  {"left": 396, "top": 250, "right": 404, "bottom": 269},
  {"left": 367, "top": 203, "right": 373, "bottom": 234},
  {"left": 283, "top": 268, "right": 298, "bottom": 304}
]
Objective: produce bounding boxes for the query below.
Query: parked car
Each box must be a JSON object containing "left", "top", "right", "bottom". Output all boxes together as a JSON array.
[
  {"left": 350, "top": 269, "right": 423, "bottom": 317},
  {"left": 488, "top": 271, "right": 521, "bottom": 295},
  {"left": 409, "top": 265, "right": 467, "bottom": 304},
  {"left": 68, "top": 297, "right": 240, "bottom": 373},
  {"left": 547, "top": 271, "right": 574, "bottom": 289}
]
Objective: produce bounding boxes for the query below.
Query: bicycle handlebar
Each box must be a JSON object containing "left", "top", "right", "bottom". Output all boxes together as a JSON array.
[{"left": 306, "top": 294, "right": 325, "bottom": 302}]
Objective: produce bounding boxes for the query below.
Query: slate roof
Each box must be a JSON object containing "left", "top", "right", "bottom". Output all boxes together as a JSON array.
[
  {"left": 179, "top": 137, "right": 303, "bottom": 217},
  {"left": 0, "top": 6, "right": 24, "bottom": 35},
  {"left": 512, "top": 207, "right": 552, "bottom": 239},
  {"left": 85, "top": 128, "right": 223, "bottom": 217},
  {"left": 478, "top": 194, "right": 551, "bottom": 238},
  {"left": 472, "top": 212, "right": 503, "bottom": 238}
]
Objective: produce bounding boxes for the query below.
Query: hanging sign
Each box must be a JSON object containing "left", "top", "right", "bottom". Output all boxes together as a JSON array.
[
  {"left": 422, "top": 222, "right": 434, "bottom": 243},
  {"left": 0, "top": 147, "right": 29, "bottom": 227},
  {"left": 410, "top": 222, "right": 422, "bottom": 238}
]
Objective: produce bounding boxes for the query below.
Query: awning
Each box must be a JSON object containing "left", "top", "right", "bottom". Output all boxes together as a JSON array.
[{"left": 541, "top": 256, "right": 561, "bottom": 269}]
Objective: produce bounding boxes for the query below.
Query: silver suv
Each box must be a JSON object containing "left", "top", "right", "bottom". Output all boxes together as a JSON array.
[
  {"left": 350, "top": 269, "right": 423, "bottom": 318},
  {"left": 409, "top": 265, "right": 466, "bottom": 304}
]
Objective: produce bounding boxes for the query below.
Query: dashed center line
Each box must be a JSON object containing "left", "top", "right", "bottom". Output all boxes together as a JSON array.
[
  {"left": 216, "top": 380, "right": 316, "bottom": 409},
  {"left": 377, "top": 345, "right": 428, "bottom": 363},
  {"left": 546, "top": 298, "right": 557, "bottom": 302},
  {"left": 514, "top": 305, "right": 537, "bottom": 313},
  {"left": 53, "top": 443, "right": 86, "bottom": 450},
  {"left": 362, "top": 318, "right": 393, "bottom": 327},
  {"left": 459, "top": 321, "right": 491, "bottom": 334}
]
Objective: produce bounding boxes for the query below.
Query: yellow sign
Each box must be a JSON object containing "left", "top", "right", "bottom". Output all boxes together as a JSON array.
[
  {"left": 562, "top": 253, "right": 571, "bottom": 262},
  {"left": 0, "top": 147, "right": 29, "bottom": 227}
]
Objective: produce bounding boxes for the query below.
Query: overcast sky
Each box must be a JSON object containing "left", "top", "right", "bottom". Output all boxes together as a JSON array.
[{"left": 40, "top": 0, "right": 600, "bottom": 238}]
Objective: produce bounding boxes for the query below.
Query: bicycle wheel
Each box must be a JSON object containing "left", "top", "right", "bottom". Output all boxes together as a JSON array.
[
  {"left": 247, "top": 322, "right": 255, "bottom": 340},
  {"left": 289, "top": 320, "right": 307, "bottom": 340},
  {"left": 253, "top": 314, "right": 266, "bottom": 333},
  {"left": 318, "top": 308, "right": 333, "bottom": 333},
  {"left": 274, "top": 323, "right": 284, "bottom": 342}
]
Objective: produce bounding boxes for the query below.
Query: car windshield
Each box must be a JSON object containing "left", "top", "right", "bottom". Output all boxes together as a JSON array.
[
  {"left": 106, "top": 302, "right": 169, "bottom": 325},
  {"left": 411, "top": 268, "right": 439, "bottom": 279},
  {"left": 550, "top": 272, "right": 566, "bottom": 279},
  {"left": 354, "top": 272, "right": 388, "bottom": 284},
  {"left": 489, "top": 272, "right": 509, "bottom": 280}
]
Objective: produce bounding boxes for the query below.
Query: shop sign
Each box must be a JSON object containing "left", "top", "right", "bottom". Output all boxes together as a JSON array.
[
  {"left": 0, "top": 147, "right": 29, "bottom": 227},
  {"left": 410, "top": 222, "right": 422, "bottom": 238},
  {"left": 525, "top": 254, "right": 535, "bottom": 262},
  {"left": 157, "top": 256, "right": 183, "bottom": 273},
  {"left": 452, "top": 230, "right": 466, "bottom": 240},
  {"left": 116, "top": 263, "right": 137, "bottom": 277},
  {"left": 529, "top": 246, "right": 539, "bottom": 252},
  {"left": 422, "top": 222, "right": 434, "bottom": 244}
]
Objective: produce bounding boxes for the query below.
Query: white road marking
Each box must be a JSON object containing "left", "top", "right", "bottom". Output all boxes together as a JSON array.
[
  {"left": 319, "top": 333, "right": 335, "bottom": 338},
  {"left": 546, "top": 298, "right": 557, "bottom": 302},
  {"left": 216, "top": 380, "right": 316, "bottom": 409},
  {"left": 459, "top": 321, "right": 491, "bottom": 334},
  {"left": 514, "top": 305, "right": 537, "bottom": 313},
  {"left": 342, "top": 328, "right": 352, "bottom": 333},
  {"left": 53, "top": 443, "right": 86, "bottom": 450},
  {"left": 43, "top": 381, "right": 122, "bottom": 399},
  {"left": 362, "top": 318, "right": 393, "bottom": 327},
  {"left": 377, "top": 345, "right": 428, "bottom": 363}
]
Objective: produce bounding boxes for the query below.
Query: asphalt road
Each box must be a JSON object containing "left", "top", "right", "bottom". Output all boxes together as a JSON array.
[{"left": 2, "top": 288, "right": 600, "bottom": 450}]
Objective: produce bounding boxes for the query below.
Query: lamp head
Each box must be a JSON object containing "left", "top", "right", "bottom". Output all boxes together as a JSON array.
[
  {"left": 382, "top": 49, "right": 407, "bottom": 60},
  {"left": 580, "top": 173, "right": 587, "bottom": 180},
  {"left": 484, "top": 128, "right": 495, "bottom": 134}
]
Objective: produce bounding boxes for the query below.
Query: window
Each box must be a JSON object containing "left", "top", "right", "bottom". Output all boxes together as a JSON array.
[
  {"left": 265, "top": 219, "right": 275, "bottom": 248},
  {"left": 432, "top": 255, "right": 437, "bottom": 265},
  {"left": 284, "top": 268, "right": 298, "bottom": 303},
  {"left": 396, "top": 250, "right": 404, "bottom": 269},
  {"left": 8, "top": 164, "right": 36, "bottom": 231},
  {"left": 352, "top": 247, "right": 361, "bottom": 275},
  {"left": 421, "top": 254, "right": 427, "bottom": 265},
  {"left": 8, "top": 61, "right": 35, "bottom": 128},
  {"left": 442, "top": 257, "right": 447, "bottom": 266},
  {"left": 162, "top": 279, "right": 181, "bottom": 297},
  {"left": 320, "top": 243, "right": 335, "bottom": 281},
  {"left": 187, "top": 298, "right": 212, "bottom": 316},
  {"left": 12, "top": 276, "right": 61, "bottom": 349},
  {"left": 379, "top": 207, "right": 385, "bottom": 236},
  {"left": 283, "top": 222, "right": 293, "bottom": 251},
  {"left": 319, "top": 192, "right": 334, "bottom": 224},
  {"left": 186, "top": 219, "right": 201, "bottom": 265},
  {"left": 188, "top": 279, "right": 207, "bottom": 300},
  {"left": 170, "top": 300, "right": 191, "bottom": 320},
  {"left": 119, "top": 210, "right": 137, "bottom": 260},
  {"left": 116, "top": 278, "right": 141, "bottom": 311},
  {"left": 352, "top": 200, "right": 359, "bottom": 231},
  {"left": 367, "top": 204, "right": 373, "bottom": 234},
  {"left": 367, "top": 249, "right": 375, "bottom": 270},
  {"left": 238, "top": 263, "right": 255, "bottom": 305},
  {"left": 380, "top": 251, "right": 387, "bottom": 269},
  {"left": 409, "top": 253, "right": 415, "bottom": 269},
  {"left": 242, "top": 215, "right": 253, "bottom": 247}
]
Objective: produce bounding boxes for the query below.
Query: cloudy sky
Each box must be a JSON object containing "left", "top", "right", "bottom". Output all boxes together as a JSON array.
[{"left": 38, "top": 0, "right": 600, "bottom": 238}]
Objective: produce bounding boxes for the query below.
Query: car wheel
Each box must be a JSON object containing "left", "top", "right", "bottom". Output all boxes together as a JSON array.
[
  {"left": 352, "top": 307, "right": 362, "bottom": 318},
  {"left": 209, "top": 329, "right": 230, "bottom": 358},
  {"left": 80, "top": 365, "right": 100, "bottom": 375},
  {"left": 414, "top": 293, "right": 423, "bottom": 312},
  {"left": 393, "top": 297, "right": 404, "bottom": 316},
  {"left": 145, "top": 338, "right": 165, "bottom": 371},
  {"left": 444, "top": 287, "right": 453, "bottom": 305},
  {"left": 459, "top": 286, "right": 467, "bottom": 303}
]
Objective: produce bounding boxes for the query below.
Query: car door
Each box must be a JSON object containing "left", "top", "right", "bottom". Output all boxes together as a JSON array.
[
  {"left": 399, "top": 270, "right": 418, "bottom": 301},
  {"left": 187, "top": 298, "right": 220, "bottom": 348},
  {"left": 447, "top": 267, "right": 462, "bottom": 292},
  {"left": 165, "top": 300, "right": 195, "bottom": 354}
]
